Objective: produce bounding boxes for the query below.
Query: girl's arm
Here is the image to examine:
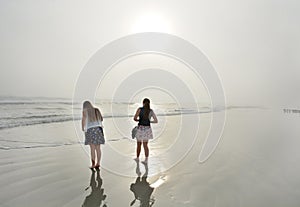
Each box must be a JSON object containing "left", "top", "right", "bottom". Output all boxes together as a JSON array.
[
  {"left": 81, "top": 110, "right": 86, "bottom": 131},
  {"left": 150, "top": 111, "right": 158, "bottom": 123},
  {"left": 96, "top": 109, "right": 103, "bottom": 122},
  {"left": 133, "top": 108, "right": 141, "bottom": 122}
]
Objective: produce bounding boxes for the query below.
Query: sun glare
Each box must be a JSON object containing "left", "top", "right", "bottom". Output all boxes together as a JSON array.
[{"left": 131, "top": 13, "right": 171, "bottom": 33}]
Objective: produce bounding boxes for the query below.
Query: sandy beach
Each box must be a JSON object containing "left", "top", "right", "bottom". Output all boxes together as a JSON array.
[
  {"left": 1, "top": 0, "right": 300, "bottom": 206},
  {"left": 1, "top": 108, "right": 300, "bottom": 207}
]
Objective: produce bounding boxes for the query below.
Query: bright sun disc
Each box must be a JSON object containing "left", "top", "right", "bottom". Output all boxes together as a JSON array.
[{"left": 131, "top": 13, "right": 171, "bottom": 33}]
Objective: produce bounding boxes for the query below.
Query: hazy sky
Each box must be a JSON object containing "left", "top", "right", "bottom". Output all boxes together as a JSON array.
[{"left": 0, "top": 0, "right": 299, "bottom": 106}]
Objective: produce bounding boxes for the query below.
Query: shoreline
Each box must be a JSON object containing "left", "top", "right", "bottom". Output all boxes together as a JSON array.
[{"left": 1, "top": 109, "right": 300, "bottom": 206}]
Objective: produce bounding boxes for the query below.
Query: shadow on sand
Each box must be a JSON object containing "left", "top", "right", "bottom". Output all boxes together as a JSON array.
[
  {"left": 82, "top": 170, "right": 107, "bottom": 207},
  {"left": 130, "top": 160, "right": 155, "bottom": 207}
]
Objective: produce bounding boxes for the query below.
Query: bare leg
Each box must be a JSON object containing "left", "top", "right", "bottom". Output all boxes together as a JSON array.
[
  {"left": 95, "top": 144, "right": 101, "bottom": 167},
  {"left": 143, "top": 141, "right": 149, "bottom": 158},
  {"left": 136, "top": 141, "right": 142, "bottom": 159},
  {"left": 90, "top": 144, "right": 96, "bottom": 167}
]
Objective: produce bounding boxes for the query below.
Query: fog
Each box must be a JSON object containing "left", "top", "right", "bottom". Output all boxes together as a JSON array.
[{"left": 0, "top": 0, "right": 299, "bottom": 107}]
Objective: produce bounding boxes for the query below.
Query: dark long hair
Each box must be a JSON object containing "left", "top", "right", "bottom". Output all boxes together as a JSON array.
[{"left": 143, "top": 98, "right": 150, "bottom": 119}]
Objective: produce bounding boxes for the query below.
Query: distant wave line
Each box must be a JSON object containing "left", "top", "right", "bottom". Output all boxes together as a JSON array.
[
  {"left": 0, "top": 114, "right": 70, "bottom": 120},
  {"left": 0, "top": 106, "right": 267, "bottom": 130},
  {"left": 0, "top": 110, "right": 212, "bottom": 130},
  {"left": 0, "top": 101, "right": 73, "bottom": 105}
]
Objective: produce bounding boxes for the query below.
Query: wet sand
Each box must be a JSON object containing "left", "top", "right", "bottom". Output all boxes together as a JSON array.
[{"left": 1, "top": 108, "right": 300, "bottom": 206}]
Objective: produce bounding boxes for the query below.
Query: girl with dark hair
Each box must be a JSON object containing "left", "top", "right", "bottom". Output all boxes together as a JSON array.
[
  {"left": 133, "top": 98, "right": 158, "bottom": 162},
  {"left": 82, "top": 100, "right": 105, "bottom": 170}
]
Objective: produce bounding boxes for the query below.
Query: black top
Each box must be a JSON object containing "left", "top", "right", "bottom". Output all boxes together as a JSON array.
[{"left": 138, "top": 107, "right": 151, "bottom": 126}]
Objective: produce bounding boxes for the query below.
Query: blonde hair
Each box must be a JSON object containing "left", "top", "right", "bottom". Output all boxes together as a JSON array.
[{"left": 83, "top": 100, "right": 100, "bottom": 122}]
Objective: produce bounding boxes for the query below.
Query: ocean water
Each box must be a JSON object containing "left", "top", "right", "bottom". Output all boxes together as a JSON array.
[
  {"left": 0, "top": 97, "right": 212, "bottom": 130},
  {"left": 0, "top": 97, "right": 75, "bottom": 130},
  {"left": 1, "top": 96, "right": 273, "bottom": 152},
  {"left": 0, "top": 97, "right": 212, "bottom": 150}
]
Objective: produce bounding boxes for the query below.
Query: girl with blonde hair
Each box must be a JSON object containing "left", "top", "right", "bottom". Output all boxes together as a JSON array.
[{"left": 82, "top": 101, "right": 105, "bottom": 170}]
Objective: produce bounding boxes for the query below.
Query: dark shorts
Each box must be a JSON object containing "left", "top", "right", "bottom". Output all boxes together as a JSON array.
[{"left": 85, "top": 127, "right": 105, "bottom": 145}]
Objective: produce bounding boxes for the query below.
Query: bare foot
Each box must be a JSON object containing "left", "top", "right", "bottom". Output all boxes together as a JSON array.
[
  {"left": 141, "top": 158, "right": 148, "bottom": 164},
  {"left": 95, "top": 164, "right": 100, "bottom": 171}
]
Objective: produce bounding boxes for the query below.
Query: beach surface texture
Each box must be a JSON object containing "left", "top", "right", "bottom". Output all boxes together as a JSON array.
[{"left": 0, "top": 99, "right": 300, "bottom": 207}]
